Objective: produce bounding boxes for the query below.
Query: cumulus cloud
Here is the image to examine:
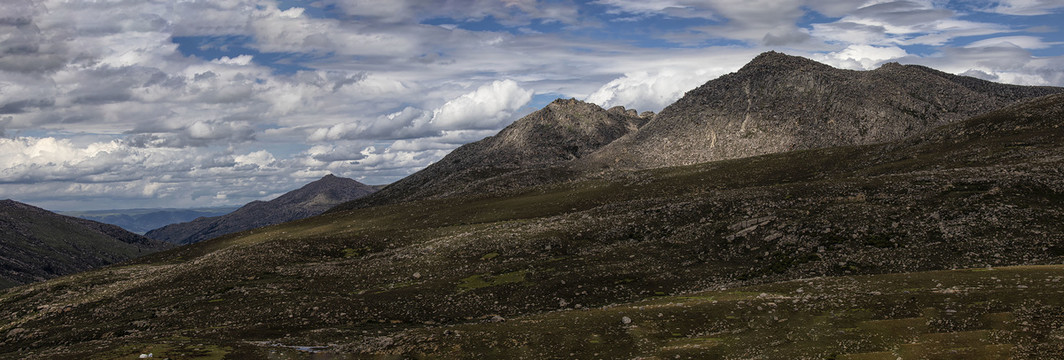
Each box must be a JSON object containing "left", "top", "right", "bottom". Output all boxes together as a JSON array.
[
  {"left": 212, "top": 55, "right": 255, "bottom": 66},
  {"left": 911, "top": 45, "right": 1064, "bottom": 86},
  {"left": 307, "top": 79, "right": 533, "bottom": 142},
  {"left": 586, "top": 69, "right": 724, "bottom": 112},
  {"left": 0, "top": 137, "right": 179, "bottom": 183},
  {"left": 815, "top": 44, "right": 909, "bottom": 70},
  {"left": 248, "top": 4, "right": 418, "bottom": 56},
  {"left": 430, "top": 80, "right": 534, "bottom": 130}
]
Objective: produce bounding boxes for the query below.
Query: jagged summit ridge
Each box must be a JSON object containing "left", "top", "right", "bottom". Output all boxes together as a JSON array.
[
  {"left": 737, "top": 51, "right": 835, "bottom": 73},
  {"left": 582, "top": 51, "right": 1064, "bottom": 169}
]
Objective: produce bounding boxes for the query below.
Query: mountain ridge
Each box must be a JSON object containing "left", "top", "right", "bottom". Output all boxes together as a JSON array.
[
  {"left": 0, "top": 199, "right": 172, "bottom": 288},
  {"left": 145, "top": 174, "right": 377, "bottom": 244},
  {"left": 343, "top": 98, "right": 650, "bottom": 208},
  {"left": 581, "top": 51, "right": 1064, "bottom": 169},
  {"left": 338, "top": 52, "right": 1063, "bottom": 211}
]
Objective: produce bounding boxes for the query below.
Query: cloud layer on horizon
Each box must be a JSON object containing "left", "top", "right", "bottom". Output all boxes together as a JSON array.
[{"left": 1, "top": 0, "right": 1062, "bottom": 210}]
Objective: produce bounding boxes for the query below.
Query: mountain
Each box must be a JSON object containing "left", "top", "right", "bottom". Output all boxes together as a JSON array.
[
  {"left": 583, "top": 51, "right": 1064, "bottom": 169},
  {"left": 341, "top": 98, "right": 649, "bottom": 208},
  {"left": 144, "top": 175, "right": 377, "bottom": 244},
  {"left": 341, "top": 52, "right": 1061, "bottom": 211},
  {"left": 0, "top": 200, "right": 172, "bottom": 289},
  {"left": 4, "top": 90, "right": 1064, "bottom": 358},
  {"left": 58, "top": 207, "right": 239, "bottom": 234}
]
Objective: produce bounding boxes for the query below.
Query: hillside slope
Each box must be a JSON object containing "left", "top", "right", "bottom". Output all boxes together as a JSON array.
[
  {"left": 583, "top": 51, "right": 1063, "bottom": 169},
  {"left": 145, "top": 175, "right": 376, "bottom": 244},
  {"left": 0, "top": 200, "right": 172, "bottom": 288},
  {"left": 2, "top": 93, "right": 1063, "bottom": 358},
  {"left": 343, "top": 99, "right": 648, "bottom": 208}
]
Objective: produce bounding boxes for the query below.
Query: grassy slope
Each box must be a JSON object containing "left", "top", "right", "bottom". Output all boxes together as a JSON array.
[{"left": 0, "top": 95, "right": 1063, "bottom": 358}]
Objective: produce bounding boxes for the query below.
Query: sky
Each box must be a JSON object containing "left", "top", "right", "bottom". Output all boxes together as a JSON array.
[{"left": 1, "top": 0, "right": 1063, "bottom": 211}]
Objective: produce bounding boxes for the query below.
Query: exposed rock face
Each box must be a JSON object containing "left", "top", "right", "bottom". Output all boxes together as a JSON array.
[
  {"left": 145, "top": 175, "right": 377, "bottom": 244},
  {"left": 348, "top": 99, "right": 647, "bottom": 206},
  {"left": 583, "top": 51, "right": 1064, "bottom": 169},
  {"left": 0, "top": 200, "right": 172, "bottom": 288}
]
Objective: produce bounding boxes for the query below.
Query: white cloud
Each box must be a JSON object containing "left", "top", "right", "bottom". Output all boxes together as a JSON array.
[
  {"left": 808, "top": 1, "right": 1010, "bottom": 47},
  {"left": 0, "top": 0, "right": 1062, "bottom": 210},
  {"left": 249, "top": 4, "right": 418, "bottom": 56},
  {"left": 965, "top": 36, "right": 1056, "bottom": 49},
  {"left": 430, "top": 79, "right": 534, "bottom": 130},
  {"left": 211, "top": 55, "right": 255, "bottom": 66},
  {"left": 328, "top": 0, "right": 582, "bottom": 26},
  {"left": 0, "top": 136, "right": 178, "bottom": 183},
  {"left": 815, "top": 44, "right": 909, "bottom": 70},
  {"left": 593, "top": 0, "right": 718, "bottom": 18},
  {"left": 985, "top": 0, "right": 1064, "bottom": 15},
  {"left": 234, "top": 150, "right": 276, "bottom": 169},
  {"left": 306, "top": 79, "right": 533, "bottom": 142},
  {"left": 586, "top": 69, "right": 724, "bottom": 112}
]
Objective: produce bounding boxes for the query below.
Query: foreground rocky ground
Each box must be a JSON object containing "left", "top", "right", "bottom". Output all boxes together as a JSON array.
[{"left": 1, "top": 94, "right": 1063, "bottom": 359}]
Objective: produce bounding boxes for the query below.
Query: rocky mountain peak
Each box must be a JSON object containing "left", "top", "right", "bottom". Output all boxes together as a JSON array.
[
  {"left": 736, "top": 51, "right": 832, "bottom": 75},
  {"left": 550, "top": 97, "right": 583, "bottom": 106},
  {"left": 583, "top": 52, "right": 1064, "bottom": 170},
  {"left": 471, "top": 98, "right": 647, "bottom": 165},
  {"left": 338, "top": 98, "right": 649, "bottom": 207}
]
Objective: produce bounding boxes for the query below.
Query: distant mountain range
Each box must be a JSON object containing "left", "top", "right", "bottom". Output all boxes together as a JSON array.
[
  {"left": 145, "top": 174, "right": 378, "bottom": 244},
  {"left": 0, "top": 200, "right": 172, "bottom": 288},
  {"left": 59, "top": 207, "right": 239, "bottom": 234},
  {"left": 5, "top": 52, "right": 1064, "bottom": 358}
]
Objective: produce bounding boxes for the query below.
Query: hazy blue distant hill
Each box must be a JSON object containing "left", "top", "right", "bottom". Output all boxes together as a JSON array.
[{"left": 59, "top": 207, "right": 239, "bottom": 234}]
